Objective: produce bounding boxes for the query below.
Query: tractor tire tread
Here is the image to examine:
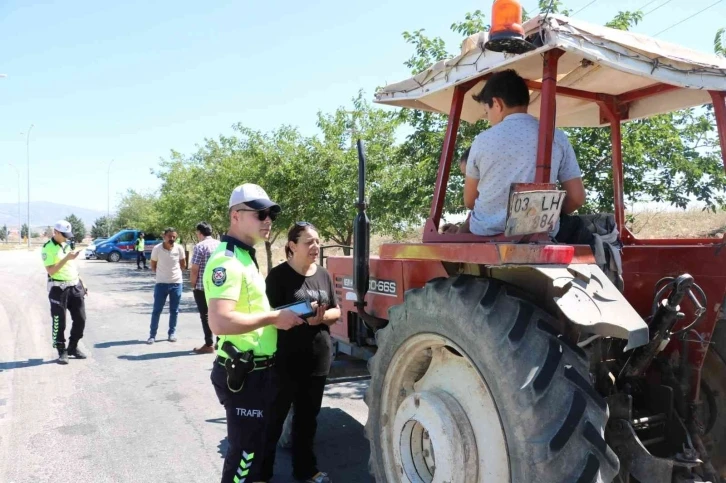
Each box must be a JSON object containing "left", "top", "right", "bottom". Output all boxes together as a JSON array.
[{"left": 365, "top": 275, "right": 619, "bottom": 483}]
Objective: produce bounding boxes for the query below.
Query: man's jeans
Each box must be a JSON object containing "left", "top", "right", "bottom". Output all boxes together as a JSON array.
[{"left": 149, "top": 283, "right": 182, "bottom": 338}]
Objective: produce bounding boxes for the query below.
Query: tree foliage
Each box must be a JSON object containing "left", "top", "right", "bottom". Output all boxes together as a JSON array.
[
  {"left": 152, "top": 92, "right": 406, "bottom": 271},
  {"left": 716, "top": 28, "right": 726, "bottom": 57},
  {"left": 65, "top": 214, "right": 86, "bottom": 240},
  {"left": 91, "top": 216, "right": 116, "bottom": 239},
  {"left": 115, "top": 190, "right": 164, "bottom": 239},
  {"left": 0, "top": 225, "right": 7, "bottom": 242},
  {"left": 21, "top": 223, "right": 28, "bottom": 239}
]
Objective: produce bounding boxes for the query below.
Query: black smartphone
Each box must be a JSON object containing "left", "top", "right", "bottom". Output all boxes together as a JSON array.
[{"left": 275, "top": 299, "right": 316, "bottom": 319}]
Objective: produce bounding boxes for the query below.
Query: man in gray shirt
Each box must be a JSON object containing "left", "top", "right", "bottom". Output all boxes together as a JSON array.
[{"left": 464, "top": 69, "right": 586, "bottom": 236}]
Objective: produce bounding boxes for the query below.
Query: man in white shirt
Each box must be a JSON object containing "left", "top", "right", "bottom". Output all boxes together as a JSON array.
[
  {"left": 464, "top": 69, "right": 586, "bottom": 236},
  {"left": 147, "top": 227, "right": 187, "bottom": 344}
]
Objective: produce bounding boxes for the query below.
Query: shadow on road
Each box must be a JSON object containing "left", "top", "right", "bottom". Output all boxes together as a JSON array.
[
  {"left": 0, "top": 358, "right": 59, "bottom": 372},
  {"left": 94, "top": 339, "right": 148, "bottom": 349},
  {"left": 215, "top": 407, "right": 373, "bottom": 483},
  {"left": 117, "top": 350, "right": 201, "bottom": 361}
]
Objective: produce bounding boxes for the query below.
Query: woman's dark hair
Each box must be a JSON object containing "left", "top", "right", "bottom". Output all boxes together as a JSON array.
[
  {"left": 285, "top": 222, "right": 317, "bottom": 258},
  {"left": 472, "top": 69, "right": 530, "bottom": 108},
  {"left": 196, "top": 222, "right": 213, "bottom": 237}
]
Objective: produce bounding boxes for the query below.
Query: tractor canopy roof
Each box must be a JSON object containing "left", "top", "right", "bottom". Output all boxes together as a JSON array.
[{"left": 374, "top": 14, "right": 726, "bottom": 127}]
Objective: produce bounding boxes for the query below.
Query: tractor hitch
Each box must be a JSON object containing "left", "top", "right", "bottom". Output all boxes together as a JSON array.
[{"left": 620, "top": 274, "right": 702, "bottom": 379}]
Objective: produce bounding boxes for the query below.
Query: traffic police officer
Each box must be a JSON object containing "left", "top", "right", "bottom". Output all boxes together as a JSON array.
[
  {"left": 135, "top": 232, "right": 147, "bottom": 269},
  {"left": 42, "top": 220, "right": 88, "bottom": 365},
  {"left": 205, "top": 183, "right": 304, "bottom": 483}
]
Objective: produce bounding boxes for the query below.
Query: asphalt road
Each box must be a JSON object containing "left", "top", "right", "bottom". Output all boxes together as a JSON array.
[{"left": 0, "top": 249, "right": 374, "bottom": 483}]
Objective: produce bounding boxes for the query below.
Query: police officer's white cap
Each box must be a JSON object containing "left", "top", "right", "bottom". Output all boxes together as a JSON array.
[
  {"left": 229, "top": 184, "right": 281, "bottom": 213},
  {"left": 53, "top": 220, "right": 73, "bottom": 237}
]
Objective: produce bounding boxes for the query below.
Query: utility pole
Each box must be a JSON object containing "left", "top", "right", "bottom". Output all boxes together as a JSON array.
[
  {"left": 23, "top": 124, "right": 34, "bottom": 249},
  {"left": 5, "top": 163, "right": 21, "bottom": 243},
  {"left": 107, "top": 159, "right": 115, "bottom": 237}
]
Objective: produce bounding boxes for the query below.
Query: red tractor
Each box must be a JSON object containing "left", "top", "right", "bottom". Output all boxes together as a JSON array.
[{"left": 327, "top": 4, "right": 726, "bottom": 483}]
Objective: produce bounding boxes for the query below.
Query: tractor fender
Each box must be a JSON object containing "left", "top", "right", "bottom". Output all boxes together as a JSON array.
[{"left": 488, "top": 263, "right": 649, "bottom": 351}]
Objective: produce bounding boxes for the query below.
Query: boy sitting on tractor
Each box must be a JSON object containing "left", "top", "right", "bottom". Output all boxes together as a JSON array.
[{"left": 464, "top": 69, "right": 586, "bottom": 236}]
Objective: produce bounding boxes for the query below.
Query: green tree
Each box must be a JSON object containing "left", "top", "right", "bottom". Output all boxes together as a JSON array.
[
  {"left": 300, "top": 92, "right": 409, "bottom": 254},
  {"left": 393, "top": 6, "right": 725, "bottom": 221},
  {"left": 115, "top": 190, "right": 164, "bottom": 239},
  {"left": 65, "top": 214, "right": 86, "bottom": 240},
  {"left": 91, "top": 216, "right": 116, "bottom": 238},
  {"left": 21, "top": 223, "right": 28, "bottom": 239},
  {"left": 716, "top": 28, "right": 726, "bottom": 57},
  {"left": 0, "top": 225, "right": 8, "bottom": 242}
]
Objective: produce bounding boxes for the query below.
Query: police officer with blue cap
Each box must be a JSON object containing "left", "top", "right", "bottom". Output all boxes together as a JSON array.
[{"left": 41, "top": 220, "right": 89, "bottom": 364}]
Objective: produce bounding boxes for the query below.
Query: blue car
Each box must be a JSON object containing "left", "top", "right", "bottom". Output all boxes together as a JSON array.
[{"left": 94, "top": 229, "right": 161, "bottom": 262}]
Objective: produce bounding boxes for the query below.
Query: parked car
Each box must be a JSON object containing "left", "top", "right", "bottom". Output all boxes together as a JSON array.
[
  {"left": 85, "top": 238, "right": 108, "bottom": 259},
  {"left": 94, "top": 230, "right": 161, "bottom": 262}
]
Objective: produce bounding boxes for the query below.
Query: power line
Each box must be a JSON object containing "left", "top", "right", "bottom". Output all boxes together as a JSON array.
[
  {"left": 636, "top": 0, "right": 662, "bottom": 10},
  {"left": 572, "top": 0, "right": 597, "bottom": 16},
  {"left": 653, "top": 0, "right": 723, "bottom": 36},
  {"left": 644, "top": 0, "right": 675, "bottom": 16}
]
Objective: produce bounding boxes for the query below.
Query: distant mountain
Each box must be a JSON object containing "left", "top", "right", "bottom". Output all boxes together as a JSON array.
[{"left": 0, "top": 202, "right": 106, "bottom": 231}]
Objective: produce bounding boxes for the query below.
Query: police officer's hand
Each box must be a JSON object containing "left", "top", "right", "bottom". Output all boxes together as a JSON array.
[
  {"left": 65, "top": 250, "right": 81, "bottom": 261},
  {"left": 306, "top": 302, "right": 327, "bottom": 326},
  {"left": 274, "top": 309, "right": 304, "bottom": 331}
]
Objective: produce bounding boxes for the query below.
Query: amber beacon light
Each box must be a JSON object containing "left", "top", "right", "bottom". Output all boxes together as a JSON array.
[{"left": 485, "top": 0, "right": 536, "bottom": 54}]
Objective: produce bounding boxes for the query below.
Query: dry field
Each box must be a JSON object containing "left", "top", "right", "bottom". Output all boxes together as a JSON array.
[{"left": 626, "top": 209, "right": 726, "bottom": 239}]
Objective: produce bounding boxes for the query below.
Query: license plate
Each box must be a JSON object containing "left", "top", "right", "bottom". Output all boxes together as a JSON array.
[{"left": 504, "top": 190, "right": 566, "bottom": 237}]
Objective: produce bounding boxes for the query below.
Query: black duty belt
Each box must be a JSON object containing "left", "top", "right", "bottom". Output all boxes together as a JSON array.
[{"left": 216, "top": 354, "right": 275, "bottom": 371}]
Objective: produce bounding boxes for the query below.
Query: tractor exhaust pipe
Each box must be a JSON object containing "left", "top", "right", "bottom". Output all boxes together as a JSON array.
[{"left": 353, "top": 139, "right": 387, "bottom": 330}]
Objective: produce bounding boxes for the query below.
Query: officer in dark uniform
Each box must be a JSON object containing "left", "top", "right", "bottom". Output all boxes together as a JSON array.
[
  {"left": 205, "top": 183, "right": 304, "bottom": 483},
  {"left": 41, "top": 220, "right": 88, "bottom": 365}
]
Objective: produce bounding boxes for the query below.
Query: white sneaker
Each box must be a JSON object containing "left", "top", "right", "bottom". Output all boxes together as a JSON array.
[{"left": 147, "top": 337, "right": 155, "bottom": 345}]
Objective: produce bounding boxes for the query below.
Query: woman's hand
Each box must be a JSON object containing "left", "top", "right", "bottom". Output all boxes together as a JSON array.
[{"left": 306, "top": 302, "right": 327, "bottom": 326}]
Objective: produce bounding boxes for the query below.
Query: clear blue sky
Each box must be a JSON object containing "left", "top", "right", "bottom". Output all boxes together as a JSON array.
[{"left": 0, "top": 0, "right": 724, "bottom": 215}]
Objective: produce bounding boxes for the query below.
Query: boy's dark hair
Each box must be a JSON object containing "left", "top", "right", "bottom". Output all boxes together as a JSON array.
[
  {"left": 163, "top": 227, "right": 177, "bottom": 235},
  {"left": 459, "top": 146, "right": 471, "bottom": 165},
  {"left": 472, "top": 69, "right": 530, "bottom": 108},
  {"left": 196, "top": 222, "right": 213, "bottom": 237}
]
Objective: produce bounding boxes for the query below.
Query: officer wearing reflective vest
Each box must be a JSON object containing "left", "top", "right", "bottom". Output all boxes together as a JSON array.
[
  {"left": 135, "top": 232, "right": 147, "bottom": 270},
  {"left": 41, "top": 220, "right": 89, "bottom": 365},
  {"left": 205, "top": 183, "right": 304, "bottom": 483}
]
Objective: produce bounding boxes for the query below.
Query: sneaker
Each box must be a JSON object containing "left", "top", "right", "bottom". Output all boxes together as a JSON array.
[
  {"left": 58, "top": 349, "right": 69, "bottom": 365},
  {"left": 68, "top": 347, "right": 88, "bottom": 359},
  {"left": 147, "top": 337, "right": 155, "bottom": 345},
  {"left": 193, "top": 345, "right": 215, "bottom": 354},
  {"left": 301, "top": 472, "right": 331, "bottom": 483},
  {"left": 168, "top": 334, "right": 177, "bottom": 343}
]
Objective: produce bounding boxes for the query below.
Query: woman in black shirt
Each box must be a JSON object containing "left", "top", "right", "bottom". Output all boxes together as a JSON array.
[{"left": 262, "top": 222, "right": 340, "bottom": 483}]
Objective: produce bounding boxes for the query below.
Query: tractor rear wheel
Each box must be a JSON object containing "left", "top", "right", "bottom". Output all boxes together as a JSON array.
[
  {"left": 701, "top": 349, "right": 726, "bottom": 479},
  {"left": 365, "top": 275, "right": 619, "bottom": 483}
]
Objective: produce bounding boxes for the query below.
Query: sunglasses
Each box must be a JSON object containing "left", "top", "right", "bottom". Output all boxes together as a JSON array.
[
  {"left": 237, "top": 208, "right": 278, "bottom": 222},
  {"left": 296, "top": 221, "right": 313, "bottom": 227}
]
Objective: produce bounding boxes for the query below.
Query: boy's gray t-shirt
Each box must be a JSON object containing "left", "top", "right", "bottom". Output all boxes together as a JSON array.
[{"left": 466, "top": 113, "right": 582, "bottom": 236}]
